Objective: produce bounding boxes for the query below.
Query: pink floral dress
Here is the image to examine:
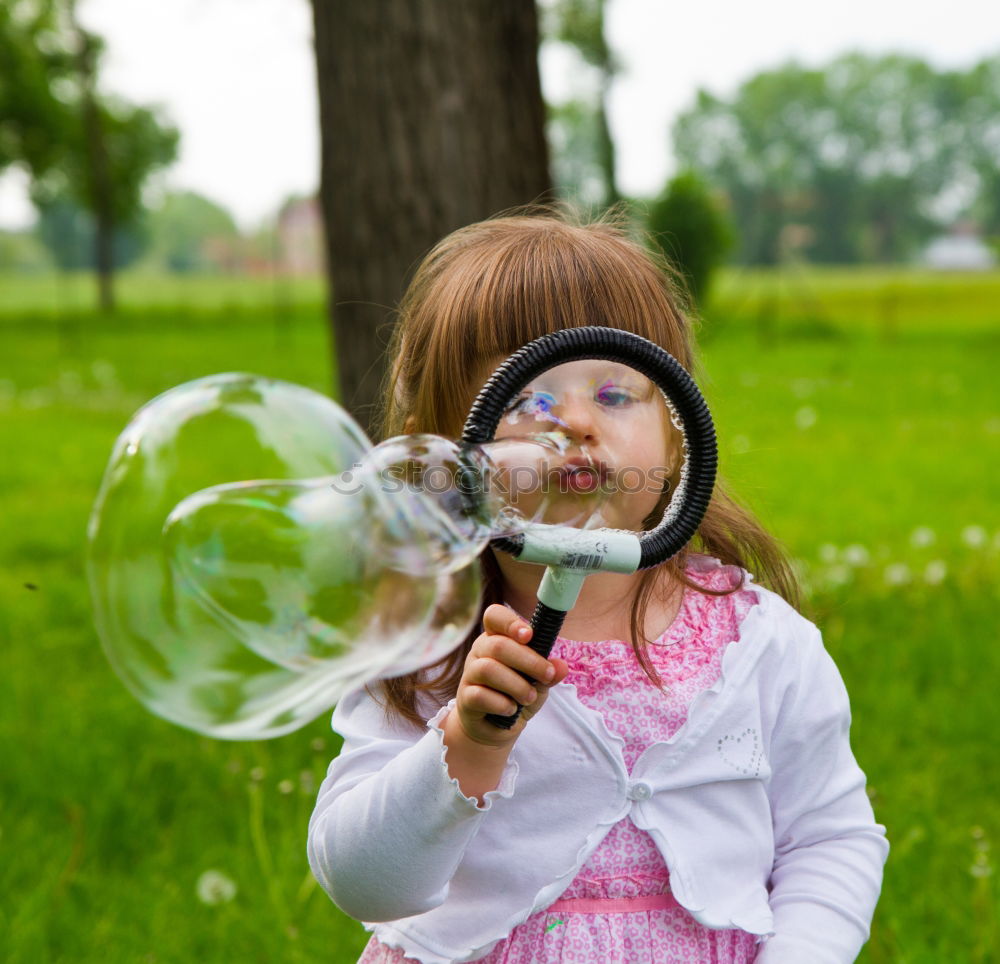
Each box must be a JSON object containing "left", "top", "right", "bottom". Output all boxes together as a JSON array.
[{"left": 359, "top": 559, "right": 762, "bottom": 964}]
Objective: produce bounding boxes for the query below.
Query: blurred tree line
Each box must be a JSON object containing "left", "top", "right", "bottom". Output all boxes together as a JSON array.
[
  {"left": 545, "top": 12, "right": 1000, "bottom": 298},
  {"left": 3, "top": 0, "right": 999, "bottom": 331},
  {"left": 672, "top": 52, "right": 1000, "bottom": 266},
  {"left": 28, "top": 189, "right": 241, "bottom": 273}
]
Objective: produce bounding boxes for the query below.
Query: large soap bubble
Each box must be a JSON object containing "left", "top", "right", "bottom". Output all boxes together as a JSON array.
[
  {"left": 87, "top": 373, "right": 608, "bottom": 739},
  {"left": 88, "top": 375, "right": 482, "bottom": 738}
]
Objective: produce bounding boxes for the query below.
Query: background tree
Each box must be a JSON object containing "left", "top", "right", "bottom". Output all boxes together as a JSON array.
[
  {"left": 547, "top": 99, "right": 607, "bottom": 207},
  {"left": 672, "top": 53, "right": 984, "bottom": 265},
  {"left": 310, "top": 0, "right": 551, "bottom": 435},
  {"left": 28, "top": 90, "right": 177, "bottom": 308},
  {"left": 34, "top": 189, "right": 149, "bottom": 271},
  {"left": 0, "top": 0, "right": 178, "bottom": 309},
  {"left": 544, "top": 0, "right": 618, "bottom": 208},
  {"left": 0, "top": 0, "right": 73, "bottom": 178},
  {"left": 647, "top": 171, "right": 734, "bottom": 307}
]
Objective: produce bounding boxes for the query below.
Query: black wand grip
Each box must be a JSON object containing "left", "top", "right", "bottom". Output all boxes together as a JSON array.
[{"left": 485, "top": 601, "right": 567, "bottom": 730}]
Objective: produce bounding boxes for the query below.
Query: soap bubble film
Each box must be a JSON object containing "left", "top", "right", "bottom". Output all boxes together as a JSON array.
[{"left": 87, "top": 374, "right": 482, "bottom": 739}]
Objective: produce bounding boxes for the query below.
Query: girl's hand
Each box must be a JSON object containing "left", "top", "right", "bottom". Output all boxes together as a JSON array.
[{"left": 452, "top": 604, "right": 569, "bottom": 749}]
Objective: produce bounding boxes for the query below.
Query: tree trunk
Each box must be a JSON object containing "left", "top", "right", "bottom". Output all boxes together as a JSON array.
[
  {"left": 72, "top": 6, "right": 116, "bottom": 313},
  {"left": 596, "top": 75, "right": 619, "bottom": 207},
  {"left": 311, "top": 0, "right": 552, "bottom": 437},
  {"left": 82, "top": 92, "right": 116, "bottom": 314}
]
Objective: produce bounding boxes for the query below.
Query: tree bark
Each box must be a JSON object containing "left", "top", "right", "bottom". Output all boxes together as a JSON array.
[
  {"left": 67, "top": 7, "right": 116, "bottom": 313},
  {"left": 596, "top": 76, "right": 619, "bottom": 207},
  {"left": 311, "top": 0, "right": 552, "bottom": 437},
  {"left": 81, "top": 89, "right": 116, "bottom": 314}
]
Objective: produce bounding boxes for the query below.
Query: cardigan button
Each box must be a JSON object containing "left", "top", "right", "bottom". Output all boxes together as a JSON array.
[{"left": 628, "top": 781, "right": 652, "bottom": 801}]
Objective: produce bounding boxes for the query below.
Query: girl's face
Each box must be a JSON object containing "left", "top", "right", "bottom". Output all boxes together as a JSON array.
[{"left": 490, "top": 359, "right": 678, "bottom": 532}]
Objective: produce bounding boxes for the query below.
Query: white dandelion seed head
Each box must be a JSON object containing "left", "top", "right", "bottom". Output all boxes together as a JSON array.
[
  {"left": 196, "top": 869, "right": 237, "bottom": 905},
  {"left": 962, "top": 525, "right": 987, "bottom": 549},
  {"left": 249, "top": 766, "right": 266, "bottom": 783},
  {"left": 910, "top": 526, "right": 935, "bottom": 548},
  {"left": 924, "top": 560, "right": 947, "bottom": 585},
  {"left": 824, "top": 564, "right": 852, "bottom": 588},
  {"left": 794, "top": 406, "right": 817, "bottom": 430},
  {"left": 884, "top": 563, "right": 912, "bottom": 586},
  {"left": 277, "top": 779, "right": 295, "bottom": 795},
  {"left": 819, "top": 543, "right": 838, "bottom": 564},
  {"left": 843, "top": 544, "right": 870, "bottom": 566},
  {"left": 91, "top": 359, "right": 118, "bottom": 384}
]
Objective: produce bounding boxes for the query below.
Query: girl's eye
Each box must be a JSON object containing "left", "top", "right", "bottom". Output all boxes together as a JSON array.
[
  {"left": 595, "top": 385, "right": 634, "bottom": 407},
  {"left": 506, "top": 392, "right": 555, "bottom": 416}
]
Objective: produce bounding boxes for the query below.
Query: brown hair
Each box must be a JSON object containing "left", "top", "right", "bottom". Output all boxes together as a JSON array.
[{"left": 376, "top": 207, "right": 802, "bottom": 727}]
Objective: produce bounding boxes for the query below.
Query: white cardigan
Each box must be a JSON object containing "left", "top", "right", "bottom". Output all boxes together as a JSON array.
[{"left": 308, "top": 564, "right": 889, "bottom": 964}]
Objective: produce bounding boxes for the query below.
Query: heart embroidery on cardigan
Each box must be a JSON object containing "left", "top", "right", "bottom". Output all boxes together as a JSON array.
[{"left": 717, "top": 727, "right": 764, "bottom": 777}]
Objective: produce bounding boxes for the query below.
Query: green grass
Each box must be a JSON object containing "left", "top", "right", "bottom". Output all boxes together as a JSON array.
[
  {"left": 1, "top": 268, "right": 998, "bottom": 962},
  {"left": 709, "top": 264, "right": 1000, "bottom": 338},
  {"left": 0, "top": 271, "right": 327, "bottom": 313}
]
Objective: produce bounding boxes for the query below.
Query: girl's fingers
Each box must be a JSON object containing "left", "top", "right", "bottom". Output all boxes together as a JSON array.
[
  {"left": 482, "top": 604, "right": 531, "bottom": 643},
  {"left": 458, "top": 608, "right": 562, "bottom": 726},
  {"left": 461, "top": 684, "right": 520, "bottom": 718},
  {"left": 465, "top": 652, "right": 540, "bottom": 707},
  {"left": 472, "top": 632, "right": 555, "bottom": 685}
]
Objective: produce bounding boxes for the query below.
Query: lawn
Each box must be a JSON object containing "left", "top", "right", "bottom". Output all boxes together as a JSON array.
[{"left": 1, "top": 268, "right": 997, "bottom": 962}]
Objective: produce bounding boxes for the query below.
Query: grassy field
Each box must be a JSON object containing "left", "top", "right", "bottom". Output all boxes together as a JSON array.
[{"left": 1, "top": 268, "right": 998, "bottom": 962}]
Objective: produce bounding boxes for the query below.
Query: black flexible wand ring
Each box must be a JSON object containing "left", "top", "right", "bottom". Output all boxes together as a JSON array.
[{"left": 461, "top": 326, "right": 717, "bottom": 728}]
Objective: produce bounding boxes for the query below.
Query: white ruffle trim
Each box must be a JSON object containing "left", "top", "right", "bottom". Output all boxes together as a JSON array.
[{"left": 425, "top": 700, "right": 519, "bottom": 812}]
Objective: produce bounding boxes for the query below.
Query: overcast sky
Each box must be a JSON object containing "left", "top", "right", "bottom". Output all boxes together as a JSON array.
[{"left": 1, "top": 0, "right": 997, "bottom": 230}]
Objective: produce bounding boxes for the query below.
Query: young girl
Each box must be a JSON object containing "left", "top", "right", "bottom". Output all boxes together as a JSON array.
[{"left": 308, "top": 212, "right": 888, "bottom": 963}]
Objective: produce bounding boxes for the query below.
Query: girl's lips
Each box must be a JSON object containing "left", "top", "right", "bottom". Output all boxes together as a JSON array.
[{"left": 555, "top": 459, "right": 610, "bottom": 493}]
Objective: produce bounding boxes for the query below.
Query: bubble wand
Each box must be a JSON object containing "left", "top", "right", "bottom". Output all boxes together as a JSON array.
[{"left": 461, "top": 327, "right": 717, "bottom": 729}]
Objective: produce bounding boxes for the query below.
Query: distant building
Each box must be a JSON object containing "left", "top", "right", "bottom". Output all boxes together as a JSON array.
[
  {"left": 277, "top": 196, "right": 325, "bottom": 276},
  {"left": 922, "top": 223, "right": 997, "bottom": 271}
]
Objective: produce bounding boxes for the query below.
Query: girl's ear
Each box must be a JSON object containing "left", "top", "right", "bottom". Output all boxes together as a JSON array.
[
  {"left": 666, "top": 420, "right": 684, "bottom": 469},
  {"left": 402, "top": 416, "right": 417, "bottom": 434}
]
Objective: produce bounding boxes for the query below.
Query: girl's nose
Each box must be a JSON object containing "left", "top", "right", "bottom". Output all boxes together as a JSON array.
[{"left": 552, "top": 393, "right": 600, "bottom": 443}]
